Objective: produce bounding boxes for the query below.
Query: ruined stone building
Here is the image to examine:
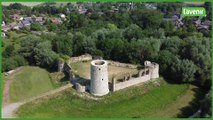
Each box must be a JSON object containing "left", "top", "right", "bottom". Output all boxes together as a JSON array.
[
  {"left": 90, "top": 60, "right": 159, "bottom": 96},
  {"left": 58, "top": 54, "right": 159, "bottom": 96}
]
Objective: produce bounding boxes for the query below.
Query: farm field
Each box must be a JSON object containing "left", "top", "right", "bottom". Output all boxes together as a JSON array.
[
  {"left": 70, "top": 61, "right": 138, "bottom": 82},
  {"left": 15, "top": 79, "right": 196, "bottom": 118},
  {"left": 5, "top": 66, "right": 56, "bottom": 102}
]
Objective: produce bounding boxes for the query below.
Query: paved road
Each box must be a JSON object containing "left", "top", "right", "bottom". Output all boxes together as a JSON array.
[{"left": 2, "top": 84, "right": 73, "bottom": 118}]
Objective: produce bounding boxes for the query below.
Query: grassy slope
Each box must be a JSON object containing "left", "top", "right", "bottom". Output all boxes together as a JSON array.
[
  {"left": 16, "top": 79, "right": 193, "bottom": 118},
  {"left": 145, "top": 85, "right": 197, "bottom": 118},
  {"left": 9, "top": 66, "right": 55, "bottom": 102}
]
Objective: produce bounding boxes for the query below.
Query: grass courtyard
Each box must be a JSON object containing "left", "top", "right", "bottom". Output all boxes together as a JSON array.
[
  {"left": 70, "top": 61, "right": 138, "bottom": 82},
  {"left": 15, "top": 78, "right": 196, "bottom": 118},
  {"left": 6, "top": 66, "right": 56, "bottom": 102}
]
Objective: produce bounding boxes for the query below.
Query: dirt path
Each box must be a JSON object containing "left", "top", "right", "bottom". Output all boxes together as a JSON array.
[
  {"left": 2, "top": 84, "right": 73, "bottom": 118},
  {"left": 2, "top": 80, "right": 11, "bottom": 106},
  {"left": 2, "top": 68, "right": 22, "bottom": 107}
]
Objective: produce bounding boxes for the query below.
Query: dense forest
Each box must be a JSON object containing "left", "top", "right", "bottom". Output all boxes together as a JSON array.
[{"left": 2, "top": 2, "right": 212, "bottom": 117}]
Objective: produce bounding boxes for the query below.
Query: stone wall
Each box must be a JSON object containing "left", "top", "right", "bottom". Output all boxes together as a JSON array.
[
  {"left": 5, "top": 67, "right": 22, "bottom": 76},
  {"left": 58, "top": 54, "right": 93, "bottom": 82},
  {"left": 75, "top": 83, "right": 86, "bottom": 93},
  {"left": 107, "top": 60, "right": 137, "bottom": 69},
  {"left": 68, "top": 54, "right": 92, "bottom": 64},
  {"left": 111, "top": 61, "right": 159, "bottom": 91}
]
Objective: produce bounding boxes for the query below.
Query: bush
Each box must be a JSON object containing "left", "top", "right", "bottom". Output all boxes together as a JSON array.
[
  {"left": 30, "top": 22, "right": 42, "bottom": 31},
  {"left": 2, "top": 55, "right": 27, "bottom": 72}
]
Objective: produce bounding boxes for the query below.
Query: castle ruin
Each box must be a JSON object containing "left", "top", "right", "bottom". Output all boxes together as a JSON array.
[
  {"left": 58, "top": 54, "right": 159, "bottom": 96},
  {"left": 90, "top": 59, "right": 159, "bottom": 96},
  {"left": 111, "top": 61, "right": 159, "bottom": 91}
]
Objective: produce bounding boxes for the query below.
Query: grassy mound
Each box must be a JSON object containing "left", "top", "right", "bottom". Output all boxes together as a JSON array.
[
  {"left": 16, "top": 78, "right": 194, "bottom": 118},
  {"left": 9, "top": 66, "right": 55, "bottom": 102}
]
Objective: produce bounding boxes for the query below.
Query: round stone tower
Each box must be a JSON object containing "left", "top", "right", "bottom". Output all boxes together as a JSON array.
[
  {"left": 90, "top": 60, "right": 109, "bottom": 96},
  {"left": 144, "top": 61, "right": 159, "bottom": 79}
]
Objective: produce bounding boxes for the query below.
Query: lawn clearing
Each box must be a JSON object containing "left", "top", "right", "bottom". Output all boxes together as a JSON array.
[
  {"left": 70, "top": 61, "right": 138, "bottom": 82},
  {"left": 9, "top": 66, "right": 55, "bottom": 102},
  {"left": 16, "top": 78, "right": 194, "bottom": 118}
]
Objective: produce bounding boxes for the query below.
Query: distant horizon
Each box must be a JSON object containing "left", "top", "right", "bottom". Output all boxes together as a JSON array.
[
  {"left": 2, "top": 1, "right": 205, "bottom": 6},
  {"left": 2, "top": 2, "right": 43, "bottom": 7}
]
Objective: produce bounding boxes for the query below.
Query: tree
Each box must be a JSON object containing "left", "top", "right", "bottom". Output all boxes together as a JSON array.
[
  {"left": 204, "top": 2, "right": 212, "bottom": 21},
  {"left": 92, "top": 28, "right": 109, "bottom": 41},
  {"left": 7, "top": 3, "right": 26, "bottom": 10},
  {"left": 160, "top": 20, "right": 175, "bottom": 36},
  {"left": 200, "top": 90, "right": 212, "bottom": 118},
  {"left": 2, "top": 55, "right": 27, "bottom": 72},
  {"left": 82, "top": 36, "right": 96, "bottom": 54},
  {"left": 130, "top": 8, "right": 163, "bottom": 29},
  {"left": 47, "top": 22, "right": 58, "bottom": 32},
  {"left": 2, "top": 44, "right": 15, "bottom": 57},
  {"left": 106, "top": 23, "right": 117, "bottom": 31},
  {"left": 30, "top": 22, "right": 42, "bottom": 31},
  {"left": 19, "top": 35, "right": 58, "bottom": 68},
  {"left": 157, "top": 50, "right": 175, "bottom": 75},
  {"left": 123, "top": 24, "right": 143, "bottom": 41},
  {"left": 181, "top": 36, "right": 211, "bottom": 88},
  {"left": 52, "top": 33, "right": 73, "bottom": 56},
  {"left": 170, "top": 59, "right": 197, "bottom": 83},
  {"left": 19, "top": 35, "right": 42, "bottom": 63},
  {"left": 2, "top": 58, "right": 18, "bottom": 72},
  {"left": 126, "top": 37, "right": 161, "bottom": 64},
  {"left": 143, "top": 28, "right": 165, "bottom": 38},
  {"left": 160, "top": 36, "right": 182, "bottom": 55},
  {"left": 112, "top": 11, "right": 130, "bottom": 28},
  {"left": 68, "top": 12, "right": 88, "bottom": 29},
  {"left": 72, "top": 32, "right": 86, "bottom": 55},
  {"left": 183, "top": 17, "right": 196, "bottom": 32},
  {"left": 34, "top": 41, "right": 58, "bottom": 67}
]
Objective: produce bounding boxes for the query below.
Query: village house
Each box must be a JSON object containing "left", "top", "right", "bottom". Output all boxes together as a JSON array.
[
  {"left": 1, "top": 32, "right": 6, "bottom": 38},
  {"left": 13, "top": 17, "right": 32, "bottom": 30},
  {"left": 51, "top": 18, "right": 62, "bottom": 24},
  {"left": 2, "top": 25, "right": 11, "bottom": 33},
  {"left": 197, "top": 20, "right": 211, "bottom": 30},
  {"left": 163, "top": 14, "right": 184, "bottom": 28},
  {"left": 1, "top": 21, "right": 10, "bottom": 38},
  {"left": 12, "top": 14, "right": 22, "bottom": 21},
  {"left": 35, "top": 17, "right": 45, "bottom": 24},
  {"left": 2, "top": 21, "right": 6, "bottom": 26},
  {"left": 78, "top": 5, "right": 87, "bottom": 14},
  {"left": 60, "top": 13, "right": 66, "bottom": 19}
]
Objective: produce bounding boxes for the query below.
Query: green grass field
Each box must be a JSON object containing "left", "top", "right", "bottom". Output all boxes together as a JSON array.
[
  {"left": 9, "top": 66, "right": 55, "bottom": 102},
  {"left": 16, "top": 78, "right": 195, "bottom": 118}
]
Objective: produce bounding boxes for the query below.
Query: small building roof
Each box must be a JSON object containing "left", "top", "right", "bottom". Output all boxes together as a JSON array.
[{"left": 2, "top": 25, "right": 11, "bottom": 32}]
